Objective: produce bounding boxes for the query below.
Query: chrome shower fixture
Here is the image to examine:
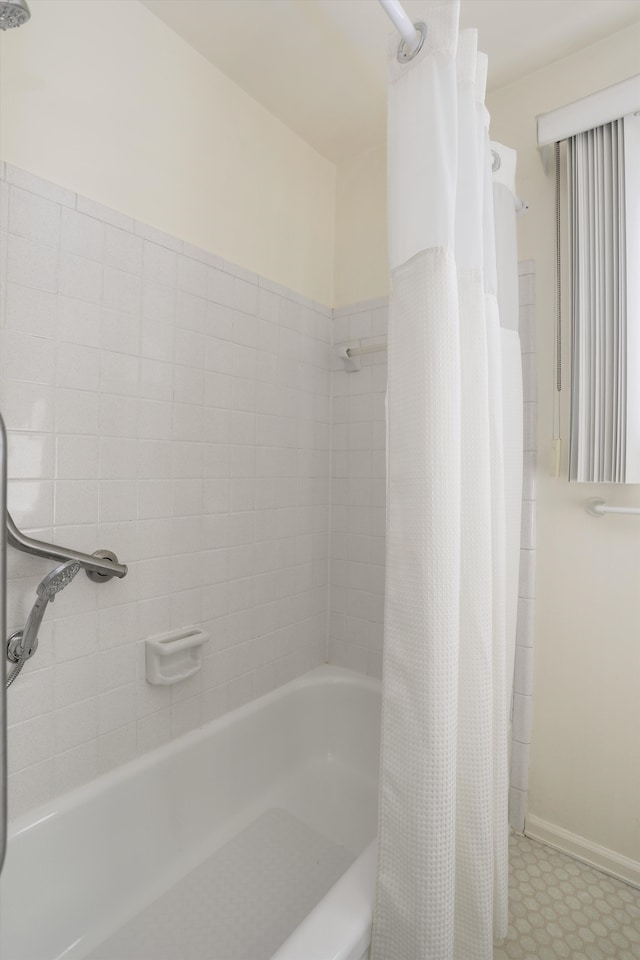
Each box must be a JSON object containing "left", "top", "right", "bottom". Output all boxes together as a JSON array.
[
  {"left": 6, "top": 560, "right": 80, "bottom": 687},
  {"left": 0, "top": 0, "right": 30, "bottom": 30}
]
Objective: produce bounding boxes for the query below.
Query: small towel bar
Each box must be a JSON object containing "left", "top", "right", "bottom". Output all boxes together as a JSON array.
[{"left": 586, "top": 498, "right": 640, "bottom": 517}]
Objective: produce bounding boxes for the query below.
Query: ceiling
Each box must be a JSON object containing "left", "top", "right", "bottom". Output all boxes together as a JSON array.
[{"left": 142, "top": 0, "right": 640, "bottom": 163}]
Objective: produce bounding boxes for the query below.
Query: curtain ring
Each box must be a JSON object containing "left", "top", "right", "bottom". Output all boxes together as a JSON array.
[{"left": 396, "top": 21, "right": 427, "bottom": 64}]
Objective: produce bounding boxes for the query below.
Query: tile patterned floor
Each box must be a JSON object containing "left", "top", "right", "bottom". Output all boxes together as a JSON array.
[{"left": 495, "top": 834, "right": 640, "bottom": 960}]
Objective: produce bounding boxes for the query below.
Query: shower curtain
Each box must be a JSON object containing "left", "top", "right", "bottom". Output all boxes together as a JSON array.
[{"left": 372, "top": 3, "right": 510, "bottom": 958}]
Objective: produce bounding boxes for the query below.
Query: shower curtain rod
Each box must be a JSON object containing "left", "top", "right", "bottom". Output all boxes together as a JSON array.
[{"left": 378, "top": 0, "right": 425, "bottom": 61}]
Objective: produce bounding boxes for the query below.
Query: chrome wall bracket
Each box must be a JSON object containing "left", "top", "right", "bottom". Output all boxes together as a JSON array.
[{"left": 85, "top": 549, "right": 122, "bottom": 583}]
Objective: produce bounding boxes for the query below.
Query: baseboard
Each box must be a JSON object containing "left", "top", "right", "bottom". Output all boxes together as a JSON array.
[{"left": 525, "top": 814, "right": 640, "bottom": 889}]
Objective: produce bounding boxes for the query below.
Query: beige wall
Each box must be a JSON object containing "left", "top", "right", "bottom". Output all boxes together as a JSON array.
[
  {"left": 333, "top": 143, "right": 387, "bottom": 308},
  {"left": 0, "top": 0, "right": 336, "bottom": 305},
  {"left": 488, "top": 24, "right": 640, "bottom": 863}
]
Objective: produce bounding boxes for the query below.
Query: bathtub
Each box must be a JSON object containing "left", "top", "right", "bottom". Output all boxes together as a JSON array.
[{"left": 0, "top": 666, "right": 380, "bottom": 960}]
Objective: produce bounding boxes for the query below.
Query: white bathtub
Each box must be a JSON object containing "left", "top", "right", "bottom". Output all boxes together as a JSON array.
[{"left": 1, "top": 666, "right": 380, "bottom": 960}]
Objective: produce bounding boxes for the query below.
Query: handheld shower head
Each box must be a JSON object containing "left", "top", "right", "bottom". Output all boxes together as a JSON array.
[
  {"left": 36, "top": 560, "right": 81, "bottom": 600},
  {"left": 6, "top": 561, "right": 81, "bottom": 685},
  {"left": 0, "top": 0, "right": 30, "bottom": 30}
]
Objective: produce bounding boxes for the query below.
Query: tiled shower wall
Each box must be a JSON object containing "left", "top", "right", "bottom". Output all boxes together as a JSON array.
[
  {"left": 0, "top": 162, "right": 332, "bottom": 819},
  {"left": 328, "top": 299, "right": 388, "bottom": 679},
  {"left": 0, "top": 161, "right": 537, "bottom": 825},
  {"left": 509, "top": 260, "right": 537, "bottom": 833}
]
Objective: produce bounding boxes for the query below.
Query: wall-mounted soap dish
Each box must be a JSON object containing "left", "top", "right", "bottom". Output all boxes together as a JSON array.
[{"left": 145, "top": 626, "right": 209, "bottom": 685}]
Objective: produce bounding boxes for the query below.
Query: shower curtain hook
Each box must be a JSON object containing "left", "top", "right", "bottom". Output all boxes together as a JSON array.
[{"left": 397, "top": 21, "right": 427, "bottom": 63}]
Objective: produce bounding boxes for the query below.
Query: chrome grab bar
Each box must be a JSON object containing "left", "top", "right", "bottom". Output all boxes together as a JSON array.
[
  {"left": 1, "top": 415, "right": 7, "bottom": 874},
  {"left": 586, "top": 498, "right": 640, "bottom": 517},
  {"left": 6, "top": 512, "right": 127, "bottom": 581}
]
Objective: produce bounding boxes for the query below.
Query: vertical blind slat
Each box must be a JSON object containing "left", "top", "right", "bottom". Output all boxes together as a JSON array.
[{"left": 568, "top": 116, "right": 637, "bottom": 482}]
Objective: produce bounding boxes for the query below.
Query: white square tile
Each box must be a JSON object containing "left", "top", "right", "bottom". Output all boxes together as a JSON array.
[
  {"left": 522, "top": 451, "right": 537, "bottom": 501},
  {"left": 7, "top": 234, "right": 58, "bottom": 292},
  {"left": 178, "top": 255, "right": 207, "bottom": 298},
  {"left": 53, "top": 612, "right": 99, "bottom": 663},
  {"left": 516, "top": 598, "right": 535, "bottom": 648},
  {"left": 206, "top": 302, "right": 234, "bottom": 341},
  {"left": 60, "top": 209, "right": 104, "bottom": 262},
  {"left": 136, "top": 709, "right": 171, "bottom": 753},
  {"left": 102, "top": 266, "right": 142, "bottom": 315},
  {"left": 138, "top": 400, "right": 173, "bottom": 440},
  {"left": 9, "top": 186, "right": 61, "bottom": 247},
  {"left": 7, "top": 760, "right": 53, "bottom": 820},
  {"left": 176, "top": 291, "right": 206, "bottom": 332},
  {"left": 520, "top": 499, "right": 536, "bottom": 550},
  {"left": 54, "top": 698, "right": 98, "bottom": 753},
  {"left": 99, "top": 683, "right": 136, "bottom": 734},
  {"left": 56, "top": 436, "right": 99, "bottom": 479},
  {"left": 104, "top": 225, "right": 143, "bottom": 274},
  {"left": 100, "top": 394, "right": 138, "bottom": 438},
  {"left": 521, "top": 351, "right": 536, "bottom": 402},
  {"left": 6, "top": 667, "right": 53, "bottom": 725},
  {"left": 53, "top": 740, "right": 98, "bottom": 794},
  {"left": 138, "top": 479, "right": 173, "bottom": 519},
  {"left": 170, "top": 695, "right": 201, "bottom": 738},
  {"left": 172, "top": 403, "right": 203, "bottom": 442},
  {"left": 100, "top": 351, "right": 139, "bottom": 397},
  {"left": 137, "top": 441, "right": 172, "bottom": 480},
  {"left": 57, "top": 296, "right": 101, "bottom": 347},
  {"left": 523, "top": 401, "right": 537, "bottom": 452},
  {"left": 98, "top": 722, "right": 137, "bottom": 774},
  {"left": 514, "top": 644, "right": 534, "bottom": 697},
  {"left": 206, "top": 336, "right": 234, "bottom": 375},
  {"left": 1, "top": 379, "right": 54, "bottom": 432},
  {"left": 508, "top": 787, "right": 527, "bottom": 833},
  {"left": 7, "top": 714, "right": 53, "bottom": 774},
  {"left": 53, "top": 656, "right": 98, "bottom": 710},
  {"left": 99, "top": 438, "right": 139, "bottom": 479},
  {"left": 174, "top": 364, "right": 204, "bottom": 406},
  {"left": 54, "top": 480, "right": 99, "bottom": 525},
  {"left": 234, "top": 277, "right": 258, "bottom": 316},
  {"left": 512, "top": 693, "right": 533, "bottom": 744},
  {"left": 5, "top": 282, "right": 57, "bottom": 338},
  {"left": 139, "top": 358, "right": 173, "bottom": 401},
  {"left": 175, "top": 328, "right": 205, "bottom": 369},
  {"left": 141, "top": 317, "right": 174, "bottom": 361},
  {"left": 101, "top": 307, "right": 141, "bottom": 356},
  {"left": 99, "top": 480, "right": 137, "bottom": 522},
  {"left": 518, "top": 273, "right": 535, "bottom": 306},
  {"left": 142, "top": 281, "right": 175, "bottom": 324},
  {"left": 207, "top": 267, "right": 234, "bottom": 307},
  {"left": 56, "top": 342, "right": 100, "bottom": 391},
  {"left": 98, "top": 603, "right": 139, "bottom": 649},
  {"left": 172, "top": 478, "right": 203, "bottom": 516},
  {"left": 144, "top": 241, "right": 177, "bottom": 286}
]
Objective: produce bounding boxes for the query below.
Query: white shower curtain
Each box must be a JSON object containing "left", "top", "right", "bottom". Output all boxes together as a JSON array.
[{"left": 372, "top": 3, "right": 509, "bottom": 958}]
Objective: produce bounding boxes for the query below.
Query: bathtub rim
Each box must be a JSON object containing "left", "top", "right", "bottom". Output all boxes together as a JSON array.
[
  {"left": 271, "top": 837, "right": 377, "bottom": 960},
  {"left": 6, "top": 664, "right": 380, "bottom": 841}
]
